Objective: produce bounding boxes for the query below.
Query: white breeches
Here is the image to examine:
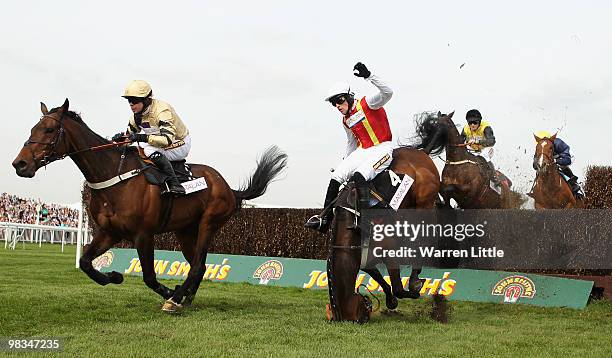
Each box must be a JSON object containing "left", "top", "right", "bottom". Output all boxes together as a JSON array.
[
  {"left": 469, "top": 147, "right": 494, "bottom": 165},
  {"left": 138, "top": 134, "right": 191, "bottom": 161},
  {"left": 331, "top": 141, "right": 394, "bottom": 183}
]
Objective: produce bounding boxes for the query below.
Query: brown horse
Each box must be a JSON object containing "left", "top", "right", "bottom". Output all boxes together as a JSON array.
[
  {"left": 326, "top": 147, "right": 440, "bottom": 323},
  {"left": 12, "top": 99, "right": 287, "bottom": 312},
  {"left": 531, "top": 134, "right": 580, "bottom": 209},
  {"left": 416, "top": 112, "right": 511, "bottom": 209}
]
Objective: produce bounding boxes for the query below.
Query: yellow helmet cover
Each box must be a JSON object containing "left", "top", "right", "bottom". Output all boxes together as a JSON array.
[{"left": 123, "top": 80, "right": 152, "bottom": 98}]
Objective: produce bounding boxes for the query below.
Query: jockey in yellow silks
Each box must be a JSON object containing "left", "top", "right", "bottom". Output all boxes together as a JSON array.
[{"left": 460, "top": 109, "right": 500, "bottom": 186}]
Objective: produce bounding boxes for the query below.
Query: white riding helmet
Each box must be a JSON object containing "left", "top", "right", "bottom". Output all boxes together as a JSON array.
[{"left": 325, "top": 83, "right": 353, "bottom": 102}]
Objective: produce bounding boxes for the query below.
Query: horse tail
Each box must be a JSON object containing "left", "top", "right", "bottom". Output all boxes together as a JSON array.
[
  {"left": 411, "top": 112, "right": 448, "bottom": 156},
  {"left": 233, "top": 145, "right": 288, "bottom": 207}
]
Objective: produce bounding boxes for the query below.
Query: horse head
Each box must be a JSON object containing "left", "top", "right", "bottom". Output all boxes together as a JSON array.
[
  {"left": 12, "top": 99, "right": 72, "bottom": 177},
  {"left": 533, "top": 133, "right": 557, "bottom": 174},
  {"left": 414, "top": 111, "right": 456, "bottom": 155}
]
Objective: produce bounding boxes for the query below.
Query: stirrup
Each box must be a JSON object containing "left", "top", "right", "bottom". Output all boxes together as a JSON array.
[
  {"left": 165, "top": 180, "right": 186, "bottom": 195},
  {"left": 305, "top": 215, "right": 323, "bottom": 229},
  {"left": 305, "top": 215, "right": 331, "bottom": 233}
]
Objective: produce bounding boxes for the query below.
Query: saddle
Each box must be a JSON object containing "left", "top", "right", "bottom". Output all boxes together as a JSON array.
[
  {"left": 135, "top": 147, "right": 196, "bottom": 187},
  {"left": 341, "top": 169, "right": 415, "bottom": 211}
]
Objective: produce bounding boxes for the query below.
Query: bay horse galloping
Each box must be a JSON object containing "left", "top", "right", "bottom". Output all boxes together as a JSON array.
[
  {"left": 327, "top": 147, "right": 440, "bottom": 323},
  {"left": 12, "top": 99, "right": 287, "bottom": 312},
  {"left": 416, "top": 112, "right": 512, "bottom": 209},
  {"left": 530, "top": 133, "right": 581, "bottom": 209}
]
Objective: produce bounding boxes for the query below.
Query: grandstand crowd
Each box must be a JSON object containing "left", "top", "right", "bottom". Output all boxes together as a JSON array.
[{"left": 0, "top": 192, "right": 79, "bottom": 227}]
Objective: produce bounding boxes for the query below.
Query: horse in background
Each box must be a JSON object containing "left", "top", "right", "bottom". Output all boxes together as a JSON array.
[
  {"left": 12, "top": 99, "right": 287, "bottom": 312},
  {"left": 530, "top": 133, "right": 582, "bottom": 209},
  {"left": 415, "top": 112, "right": 512, "bottom": 209}
]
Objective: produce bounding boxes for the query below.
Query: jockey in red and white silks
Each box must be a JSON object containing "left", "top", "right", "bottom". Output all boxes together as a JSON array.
[{"left": 305, "top": 62, "right": 394, "bottom": 233}]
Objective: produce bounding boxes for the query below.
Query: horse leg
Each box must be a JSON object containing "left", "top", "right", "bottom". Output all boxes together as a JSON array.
[
  {"left": 181, "top": 244, "right": 210, "bottom": 307},
  {"left": 175, "top": 225, "right": 201, "bottom": 306},
  {"left": 363, "top": 267, "right": 398, "bottom": 310},
  {"left": 79, "top": 232, "right": 123, "bottom": 286},
  {"left": 383, "top": 266, "right": 417, "bottom": 299},
  {"left": 135, "top": 236, "right": 174, "bottom": 300},
  {"left": 408, "top": 267, "right": 424, "bottom": 296},
  {"left": 163, "top": 220, "right": 216, "bottom": 312}
]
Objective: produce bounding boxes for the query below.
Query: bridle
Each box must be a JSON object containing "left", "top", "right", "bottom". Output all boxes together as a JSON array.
[
  {"left": 534, "top": 139, "right": 555, "bottom": 174},
  {"left": 23, "top": 112, "right": 130, "bottom": 168},
  {"left": 23, "top": 113, "right": 67, "bottom": 167},
  {"left": 532, "top": 138, "right": 563, "bottom": 192}
]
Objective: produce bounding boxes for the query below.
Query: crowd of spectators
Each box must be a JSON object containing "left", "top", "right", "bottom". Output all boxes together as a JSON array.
[{"left": 0, "top": 192, "right": 80, "bottom": 227}]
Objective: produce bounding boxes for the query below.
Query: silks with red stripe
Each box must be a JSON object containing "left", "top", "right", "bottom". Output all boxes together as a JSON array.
[{"left": 343, "top": 97, "right": 391, "bottom": 148}]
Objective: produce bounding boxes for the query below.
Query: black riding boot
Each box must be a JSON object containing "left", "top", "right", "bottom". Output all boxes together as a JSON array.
[
  {"left": 305, "top": 180, "right": 340, "bottom": 233},
  {"left": 351, "top": 172, "right": 370, "bottom": 211},
  {"left": 559, "top": 166, "right": 582, "bottom": 196},
  {"left": 487, "top": 161, "right": 500, "bottom": 186},
  {"left": 149, "top": 152, "right": 186, "bottom": 195}
]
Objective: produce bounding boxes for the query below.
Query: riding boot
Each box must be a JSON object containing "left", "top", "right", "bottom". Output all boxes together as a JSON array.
[
  {"left": 351, "top": 172, "right": 370, "bottom": 211},
  {"left": 559, "top": 166, "right": 582, "bottom": 196},
  {"left": 559, "top": 165, "right": 575, "bottom": 179},
  {"left": 487, "top": 161, "right": 500, "bottom": 186},
  {"left": 305, "top": 180, "right": 340, "bottom": 233},
  {"left": 567, "top": 177, "right": 583, "bottom": 197},
  {"left": 149, "top": 152, "right": 186, "bottom": 195}
]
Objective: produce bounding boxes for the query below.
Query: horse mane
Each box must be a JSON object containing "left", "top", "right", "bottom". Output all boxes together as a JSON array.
[
  {"left": 411, "top": 112, "right": 448, "bottom": 156},
  {"left": 49, "top": 107, "right": 111, "bottom": 144}
]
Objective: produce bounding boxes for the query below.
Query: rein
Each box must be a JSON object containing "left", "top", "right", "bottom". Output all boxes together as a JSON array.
[
  {"left": 24, "top": 113, "right": 131, "bottom": 165},
  {"left": 28, "top": 111, "right": 144, "bottom": 190},
  {"left": 68, "top": 140, "right": 132, "bottom": 157}
]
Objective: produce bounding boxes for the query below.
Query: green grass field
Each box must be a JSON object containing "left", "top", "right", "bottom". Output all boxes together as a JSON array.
[{"left": 0, "top": 245, "right": 611, "bottom": 357}]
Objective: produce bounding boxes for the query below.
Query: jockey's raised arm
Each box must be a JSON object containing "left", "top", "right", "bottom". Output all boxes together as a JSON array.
[{"left": 364, "top": 74, "right": 393, "bottom": 110}]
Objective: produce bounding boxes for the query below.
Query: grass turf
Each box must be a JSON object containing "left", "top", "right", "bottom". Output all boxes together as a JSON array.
[{"left": 0, "top": 244, "right": 611, "bottom": 357}]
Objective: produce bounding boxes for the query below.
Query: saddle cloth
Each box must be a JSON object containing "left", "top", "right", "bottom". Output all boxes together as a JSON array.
[{"left": 365, "top": 169, "right": 415, "bottom": 210}]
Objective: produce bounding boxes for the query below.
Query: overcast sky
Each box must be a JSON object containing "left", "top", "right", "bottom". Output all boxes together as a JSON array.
[{"left": 2, "top": 1, "right": 611, "bottom": 207}]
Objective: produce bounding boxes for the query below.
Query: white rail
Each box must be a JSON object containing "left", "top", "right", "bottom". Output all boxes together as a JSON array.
[{"left": 1, "top": 220, "right": 91, "bottom": 268}]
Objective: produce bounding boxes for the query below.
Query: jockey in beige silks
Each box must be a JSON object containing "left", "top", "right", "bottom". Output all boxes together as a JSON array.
[{"left": 112, "top": 80, "right": 190, "bottom": 195}]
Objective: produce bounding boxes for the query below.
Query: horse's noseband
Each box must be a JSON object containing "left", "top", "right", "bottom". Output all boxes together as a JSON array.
[{"left": 24, "top": 114, "right": 66, "bottom": 166}]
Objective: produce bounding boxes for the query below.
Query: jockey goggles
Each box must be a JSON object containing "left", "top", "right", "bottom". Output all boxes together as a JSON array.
[
  {"left": 467, "top": 119, "right": 481, "bottom": 125},
  {"left": 329, "top": 94, "right": 347, "bottom": 106},
  {"left": 125, "top": 96, "right": 145, "bottom": 105}
]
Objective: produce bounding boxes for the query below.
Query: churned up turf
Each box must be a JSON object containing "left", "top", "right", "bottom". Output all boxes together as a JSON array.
[{"left": 0, "top": 245, "right": 611, "bottom": 357}]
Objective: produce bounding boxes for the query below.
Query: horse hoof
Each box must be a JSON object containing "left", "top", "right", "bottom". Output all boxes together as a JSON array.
[
  {"left": 386, "top": 296, "right": 398, "bottom": 310},
  {"left": 108, "top": 271, "right": 124, "bottom": 284},
  {"left": 161, "top": 298, "right": 182, "bottom": 313},
  {"left": 395, "top": 290, "right": 421, "bottom": 299}
]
